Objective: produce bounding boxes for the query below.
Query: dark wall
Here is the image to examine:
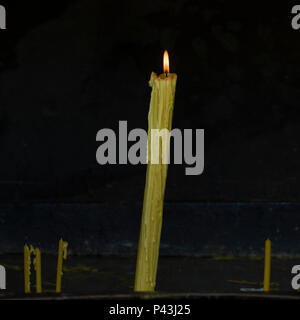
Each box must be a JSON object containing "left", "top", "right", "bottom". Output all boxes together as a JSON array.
[{"left": 0, "top": 0, "right": 299, "bottom": 203}]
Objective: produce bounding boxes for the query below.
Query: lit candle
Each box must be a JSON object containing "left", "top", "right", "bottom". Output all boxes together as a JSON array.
[
  {"left": 56, "top": 238, "right": 68, "bottom": 293},
  {"left": 263, "top": 238, "right": 271, "bottom": 292},
  {"left": 134, "top": 50, "right": 177, "bottom": 292}
]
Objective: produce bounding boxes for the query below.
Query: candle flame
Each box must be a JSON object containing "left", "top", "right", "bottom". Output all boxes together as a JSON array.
[{"left": 163, "top": 50, "right": 169, "bottom": 74}]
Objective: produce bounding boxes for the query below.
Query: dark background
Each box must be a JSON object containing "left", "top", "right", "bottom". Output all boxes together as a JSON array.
[{"left": 0, "top": 0, "right": 298, "bottom": 204}]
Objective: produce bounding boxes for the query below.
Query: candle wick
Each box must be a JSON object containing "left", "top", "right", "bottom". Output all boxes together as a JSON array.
[{"left": 165, "top": 71, "right": 168, "bottom": 78}]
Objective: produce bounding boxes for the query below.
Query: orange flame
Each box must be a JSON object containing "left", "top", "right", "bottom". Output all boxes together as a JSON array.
[{"left": 163, "top": 50, "right": 169, "bottom": 74}]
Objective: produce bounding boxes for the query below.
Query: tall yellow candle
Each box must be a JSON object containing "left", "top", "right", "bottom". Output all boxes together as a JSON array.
[
  {"left": 56, "top": 238, "right": 68, "bottom": 293},
  {"left": 134, "top": 51, "right": 177, "bottom": 292},
  {"left": 263, "top": 238, "right": 271, "bottom": 292},
  {"left": 24, "top": 244, "right": 31, "bottom": 293},
  {"left": 33, "top": 248, "right": 42, "bottom": 293},
  {"left": 24, "top": 245, "right": 42, "bottom": 293}
]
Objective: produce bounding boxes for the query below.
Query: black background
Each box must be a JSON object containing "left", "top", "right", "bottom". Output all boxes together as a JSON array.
[{"left": 0, "top": 1, "right": 299, "bottom": 203}]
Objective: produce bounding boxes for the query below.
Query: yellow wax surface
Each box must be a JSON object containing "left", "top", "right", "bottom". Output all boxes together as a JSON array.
[
  {"left": 263, "top": 239, "right": 271, "bottom": 292},
  {"left": 34, "top": 249, "right": 42, "bottom": 293},
  {"left": 24, "top": 244, "right": 42, "bottom": 293},
  {"left": 56, "top": 239, "right": 68, "bottom": 293},
  {"left": 24, "top": 245, "right": 31, "bottom": 293},
  {"left": 134, "top": 72, "right": 177, "bottom": 292}
]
